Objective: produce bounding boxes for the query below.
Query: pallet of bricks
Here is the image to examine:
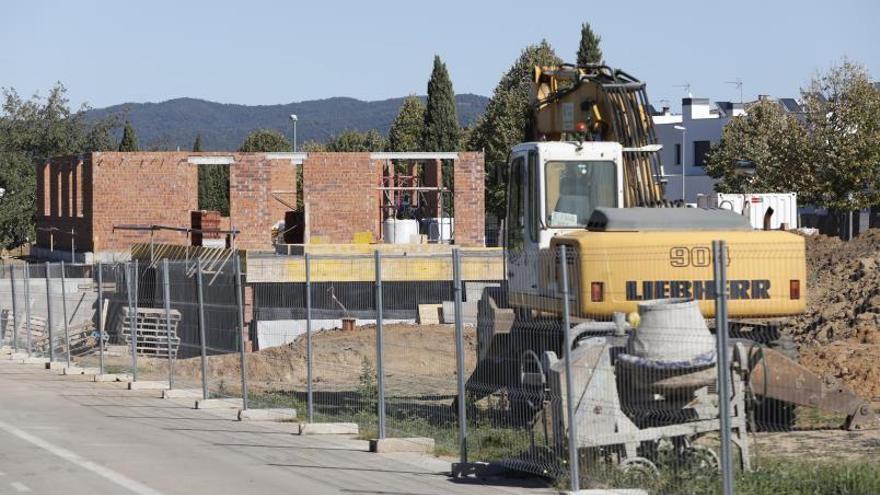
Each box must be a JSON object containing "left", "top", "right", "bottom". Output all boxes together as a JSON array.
[
  {"left": 1, "top": 309, "right": 99, "bottom": 355},
  {"left": 118, "top": 307, "right": 182, "bottom": 358}
]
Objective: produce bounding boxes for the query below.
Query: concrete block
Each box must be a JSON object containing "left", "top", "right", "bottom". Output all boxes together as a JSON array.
[
  {"left": 369, "top": 437, "right": 434, "bottom": 454},
  {"left": 45, "top": 361, "right": 68, "bottom": 370},
  {"left": 21, "top": 357, "right": 50, "bottom": 365},
  {"left": 417, "top": 304, "right": 441, "bottom": 325},
  {"left": 465, "top": 281, "right": 500, "bottom": 303},
  {"left": 93, "top": 373, "right": 132, "bottom": 383},
  {"left": 162, "top": 388, "right": 203, "bottom": 399},
  {"left": 562, "top": 490, "right": 649, "bottom": 495},
  {"left": 62, "top": 366, "right": 99, "bottom": 375},
  {"left": 9, "top": 353, "right": 29, "bottom": 360},
  {"left": 441, "top": 301, "right": 478, "bottom": 325},
  {"left": 237, "top": 408, "right": 297, "bottom": 422},
  {"left": 194, "top": 398, "right": 243, "bottom": 409},
  {"left": 297, "top": 422, "right": 359, "bottom": 435},
  {"left": 128, "top": 381, "right": 170, "bottom": 391}
]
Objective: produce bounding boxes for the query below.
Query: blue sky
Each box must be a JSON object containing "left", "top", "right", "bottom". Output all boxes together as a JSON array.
[{"left": 2, "top": 0, "right": 877, "bottom": 110}]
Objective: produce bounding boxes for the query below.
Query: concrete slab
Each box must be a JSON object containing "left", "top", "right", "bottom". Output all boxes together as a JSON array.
[
  {"left": 61, "top": 367, "right": 100, "bottom": 376},
  {"left": 45, "top": 361, "right": 68, "bottom": 370},
  {"left": 441, "top": 300, "right": 478, "bottom": 325},
  {"left": 194, "top": 398, "right": 243, "bottom": 409},
  {"left": 297, "top": 422, "right": 359, "bottom": 435},
  {"left": 562, "top": 490, "right": 649, "bottom": 495},
  {"left": 21, "top": 357, "right": 50, "bottom": 365},
  {"left": 369, "top": 437, "right": 434, "bottom": 454},
  {"left": 93, "top": 373, "right": 132, "bottom": 383},
  {"left": 162, "top": 388, "right": 203, "bottom": 399},
  {"left": 127, "top": 381, "right": 170, "bottom": 391},
  {"left": 238, "top": 408, "right": 297, "bottom": 422},
  {"left": 9, "top": 353, "right": 29, "bottom": 360}
]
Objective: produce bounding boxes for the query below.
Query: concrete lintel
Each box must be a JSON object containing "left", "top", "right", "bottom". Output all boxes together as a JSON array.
[
  {"left": 369, "top": 437, "right": 434, "bottom": 454},
  {"left": 370, "top": 152, "right": 459, "bottom": 161},
  {"left": 265, "top": 152, "right": 308, "bottom": 164},
  {"left": 297, "top": 422, "right": 359, "bottom": 435},
  {"left": 187, "top": 156, "right": 235, "bottom": 165},
  {"left": 237, "top": 408, "right": 297, "bottom": 422}
]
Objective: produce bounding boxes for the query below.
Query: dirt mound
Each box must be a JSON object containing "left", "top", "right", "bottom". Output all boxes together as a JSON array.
[{"left": 789, "top": 230, "right": 880, "bottom": 400}]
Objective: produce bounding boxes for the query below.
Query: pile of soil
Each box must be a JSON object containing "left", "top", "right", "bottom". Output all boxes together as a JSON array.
[{"left": 790, "top": 230, "right": 880, "bottom": 400}]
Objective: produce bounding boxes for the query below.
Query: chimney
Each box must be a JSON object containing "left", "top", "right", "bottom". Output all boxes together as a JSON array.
[
  {"left": 682, "top": 97, "right": 711, "bottom": 120},
  {"left": 758, "top": 94, "right": 770, "bottom": 101}
]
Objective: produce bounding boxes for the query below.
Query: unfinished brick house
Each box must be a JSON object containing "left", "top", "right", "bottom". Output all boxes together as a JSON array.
[{"left": 34, "top": 151, "right": 485, "bottom": 261}]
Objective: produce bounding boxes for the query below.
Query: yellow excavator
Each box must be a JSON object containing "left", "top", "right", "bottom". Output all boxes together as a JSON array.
[{"left": 464, "top": 63, "right": 876, "bottom": 475}]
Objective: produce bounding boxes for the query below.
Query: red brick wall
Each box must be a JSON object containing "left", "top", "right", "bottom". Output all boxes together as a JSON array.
[
  {"left": 302, "top": 153, "right": 380, "bottom": 243},
  {"left": 453, "top": 152, "right": 485, "bottom": 247},
  {"left": 35, "top": 155, "right": 93, "bottom": 252},
  {"left": 91, "top": 152, "right": 199, "bottom": 251}
]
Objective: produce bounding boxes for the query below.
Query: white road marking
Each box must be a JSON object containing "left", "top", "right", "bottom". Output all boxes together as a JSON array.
[
  {"left": 10, "top": 482, "right": 31, "bottom": 492},
  {"left": 0, "top": 420, "right": 164, "bottom": 495}
]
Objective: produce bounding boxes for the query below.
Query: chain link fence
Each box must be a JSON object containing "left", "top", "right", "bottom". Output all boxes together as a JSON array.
[{"left": 2, "top": 237, "right": 879, "bottom": 494}]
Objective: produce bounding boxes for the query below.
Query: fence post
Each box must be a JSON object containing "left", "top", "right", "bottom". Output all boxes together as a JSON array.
[
  {"left": 24, "top": 263, "right": 32, "bottom": 357},
  {"left": 305, "top": 253, "right": 314, "bottom": 423},
  {"left": 234, "top": 253, "right": 248, "bottom": 410},
  {"left": 10, "top": 265, "right": 18, "bottom": 352},
  {"left": 374, "top": 250, "right": 386, "bottom": 439},
  {"left": 558, "top": 244, "right": 580, "bottom": 492},
  {"left": 713, "top": 240, "right": 735, "bottom": 495},
  {"left": 452, "top": 249, "right": 468, "bottom": 465},
  {"left": 96, "top": 262, "right": 105, "bottom": 375},
  {"left": 162, "top": 260, "right": 174, "bottom": 389},
  {"left": 127, "top": 261, "right": 139, "bottom": 381},
  {"left": 196, "top": 258, "right": 209, "bottom": 400},
  {"left": 61, "top": 261, "right": 71, "bottom": 368},
  {"left": 45, "top": 262, "right": 54, "bottom": 361}
]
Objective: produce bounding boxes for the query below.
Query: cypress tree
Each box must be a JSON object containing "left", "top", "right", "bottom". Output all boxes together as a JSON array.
[
  {"left": 192, "top": 132, "right": 203, "bottom": 152},
  {"left": 576, "top": 22, "right": 603, "bottom": 66},
  {"left": 422, "top": 55, "right": 460, "bottom": 152},
  {"left": 118, "top": 120, "right": 139, "bottom": 151}
]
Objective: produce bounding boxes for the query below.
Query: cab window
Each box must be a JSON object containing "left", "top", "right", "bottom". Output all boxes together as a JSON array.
[{"left": 506, "top": 156, "right": 525, "bottom": 249}]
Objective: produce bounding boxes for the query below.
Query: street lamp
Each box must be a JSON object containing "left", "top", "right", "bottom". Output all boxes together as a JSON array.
[
  {"left": 674, "top": 125, "right": 687, "bottom": 203},
  {"left": 289, "top": 114, "right": 298, "bottom": 152}
]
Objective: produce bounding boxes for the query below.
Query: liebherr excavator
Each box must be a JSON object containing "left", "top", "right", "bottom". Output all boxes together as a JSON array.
[{"left": 464, "top": 63, "right": 877, "bottom": 475}]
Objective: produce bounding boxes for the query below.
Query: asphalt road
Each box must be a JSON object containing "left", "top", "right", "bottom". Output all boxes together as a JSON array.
[{"left": 0, "top": 357, "right": 550, "bottom": 495}]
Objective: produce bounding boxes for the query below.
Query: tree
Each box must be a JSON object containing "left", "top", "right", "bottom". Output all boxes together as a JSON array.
[
  {"left": 799, "top": 60, "right": 880, "bottom": 211},
  {"left": 0, "top": 83, "right": 118, "bottom": 250},
  {"left": 118, "top": 120, "right": 139, "bottom": 151},
  {"left": 422, "top": 56, "right": 460, "bottom": 152},
  {"left": 192, "top": 132, "right": 203, "bottom": 152},
  {"left": 239, "top": 129, "right": 292, "bottom": 152},
  {"left": 576, "top": 22, "right": 603, "bottom": 66},
  {"left": 468, "top": 40, "right": 562, "bottom": 219},
  {"left": 704, "top": 99, "right": 810, "bottom": 195},
  {"left": 388, "top": 96, "right": 425, "bottom": 152},
  {"left": 324, "top": 129, "right": 387, "bottom": 152},
  {"left": 706, "top": 60, "right": 880, "bottom": 212}
]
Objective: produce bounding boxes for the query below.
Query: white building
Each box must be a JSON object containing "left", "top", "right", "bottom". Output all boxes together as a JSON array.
[{"left": 652, "top": 98, "right": 745, "bottom": 204}]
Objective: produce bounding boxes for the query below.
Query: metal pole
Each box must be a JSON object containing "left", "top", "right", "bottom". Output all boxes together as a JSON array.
[
  {"left": 162, "top": 260, "right": 174, "bottom": 389},
  {"left": 61, "top": 261, "right": 71, "bottom": 368},
  {"left": 130, "top": 260, "right": 139, "bottom": 381},
  {"left": 24, "top": 263, "right": 32, "bottom": 357},
  {"left": 305, "top": 253, "right": 314, "bottom": 423},
  {"left": 682, "top": 128, "right": 687, "bottom": 203},
  {"left": 71, "top": 233, "right": 75, "bottom": 263},
  {"left": 96, "top": 262, "right": 105, "bottom": 375},
  {"left": 45, "top": 262, "right": 54, "bottom": 361},
  {"left": 234, "top": 253, "right": 249, "bottom": 410},
  {"left": 10, "top": 265, "right": 18, "bottom": 352},
  {"left": 293, "top": 120, "right": 297, "bottom": 153},
  {"left": 196, "top": 258, "right": 209, "bottom": 400},
  {"left": 713, "top": 240, "right": 735, "bottom": 495},
  {"left": 559, "top": 244, "right": 580, "bottom": 491},
  {"left": 374, "top": 250, "right": 386, "bottom": 439},
  {"left": 452, "top": 249, "right": 468, "bottom": 464}
]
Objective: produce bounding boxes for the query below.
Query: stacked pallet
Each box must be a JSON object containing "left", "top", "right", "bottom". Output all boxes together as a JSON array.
[
  {"left": 2, "top": 310, "right": 100, "bottom": 356},
  {"left": 119, "top": 307, "right": 182, "bottom": 358}
]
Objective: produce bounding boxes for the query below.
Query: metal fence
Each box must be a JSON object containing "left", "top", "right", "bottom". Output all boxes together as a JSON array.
[{"left": 2, "top": 240, "right": 879, "bottom": 495}]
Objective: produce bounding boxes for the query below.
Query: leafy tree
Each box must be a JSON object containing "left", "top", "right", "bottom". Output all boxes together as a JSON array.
[
  {"left": 422, "top": 56, "right": 460, "bottom": 152},
  {"left": 239, "top": 129, "right": 292, "bottom": 152},
  {"left": 576, "top": 22, "right": 603, "bottom": 66},
  {"left": 388, "top": 96, "right": 425, "bottom": 152},
  {"left": 118, "top": 120, "right": 139, "bottom": 151},
  {"left": 706, "top": 60, "right": 880, "bottom": 212},
  {"left": 468, "top": 40, "right": 562, "bottom": 219},
  {"left": 799, "top": 60, "right": 880, "bottom": 210},
  {"left": 0, "top": 83, "right": 118, "bottom": 249},
  {"left": 192, "top": 132, "right": 203, "bottom": 152},
  {"left": 705, "top": 99, "right": 809, "bottom": 195},
  {"left": 324, "top": 129, "right": 386, "bottom": 152}
]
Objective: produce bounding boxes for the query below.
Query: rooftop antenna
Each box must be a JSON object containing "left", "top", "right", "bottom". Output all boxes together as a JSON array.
[
  {"left": 725, "top": 78, "right": 743, "bottom": 103},
  {"left": 674, "top": 82, "right": 692, "bottom": 97}
]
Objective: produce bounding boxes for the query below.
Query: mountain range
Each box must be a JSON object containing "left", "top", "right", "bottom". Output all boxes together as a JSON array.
[{"left": 85, "top": 94, "right": 490, "bottom": 151}]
